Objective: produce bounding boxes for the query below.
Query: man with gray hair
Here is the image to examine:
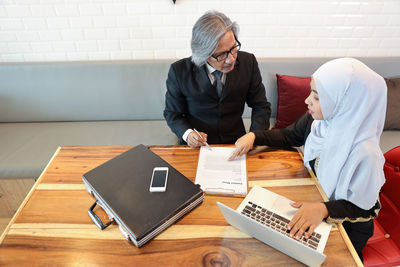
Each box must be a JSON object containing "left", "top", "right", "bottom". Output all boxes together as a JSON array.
[{"left": 164, "top": 10, "right": 271, "bottom": 147}]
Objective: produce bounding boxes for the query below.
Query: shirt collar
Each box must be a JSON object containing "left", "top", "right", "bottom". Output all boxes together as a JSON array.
[{"left": 206, "top": 62, "right": 216, "bottom": 75}]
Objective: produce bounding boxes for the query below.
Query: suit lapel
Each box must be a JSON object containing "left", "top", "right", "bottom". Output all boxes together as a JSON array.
[
  {"left": 193, "top": 64, "right": 219, "bottom": 101},
  {"left": 220, "top": 58, "right": 240, "bottom": 101}
]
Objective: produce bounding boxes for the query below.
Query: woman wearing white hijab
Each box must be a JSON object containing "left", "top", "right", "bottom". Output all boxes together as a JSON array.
[{"left": 229, "top": 58, "right": 387, "bottom": 261}]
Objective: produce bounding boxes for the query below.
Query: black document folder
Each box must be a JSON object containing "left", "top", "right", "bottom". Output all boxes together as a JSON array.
[{"left": 83, "top": 144, "right": 204, "bottom": 247}]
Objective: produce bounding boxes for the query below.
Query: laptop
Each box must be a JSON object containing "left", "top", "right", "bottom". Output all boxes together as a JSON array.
[{"left": 217, "top": 186, "right": 332, "bottom": 267}]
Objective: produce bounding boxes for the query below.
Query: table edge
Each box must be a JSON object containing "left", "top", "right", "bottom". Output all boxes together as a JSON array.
[{"left": 0, "top": 146, "right": 62, "bottom": 244}]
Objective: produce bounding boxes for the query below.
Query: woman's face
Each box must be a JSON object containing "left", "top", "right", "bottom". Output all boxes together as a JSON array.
[{"left": 305, "top": 78, "right": 324, "bottom": 120}]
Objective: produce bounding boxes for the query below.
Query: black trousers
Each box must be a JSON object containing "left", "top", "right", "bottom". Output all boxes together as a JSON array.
[{"left": 342, "top": 220, "right": 374, "bottom": 263}]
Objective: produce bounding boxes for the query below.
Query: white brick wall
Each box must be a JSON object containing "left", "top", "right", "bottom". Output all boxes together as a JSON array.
[{"left": 0, "top": 0, "right": 399, "bottom": 62}]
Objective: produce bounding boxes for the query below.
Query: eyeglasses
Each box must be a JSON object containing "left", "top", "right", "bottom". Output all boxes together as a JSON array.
[{"left": 211, "top": 40, "right": 241, "bottom": 62}]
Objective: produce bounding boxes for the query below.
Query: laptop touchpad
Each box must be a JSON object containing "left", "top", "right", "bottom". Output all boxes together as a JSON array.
[{"left": 271, "top": 197, "right": 297, "bottom": 219}]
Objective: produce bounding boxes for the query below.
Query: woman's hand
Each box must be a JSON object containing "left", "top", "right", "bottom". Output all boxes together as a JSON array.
[
  {"left": 228, "top": 132, "right": 256, "bottom": 161},
  {"left": 187, "top": 131, "right": 207, "bottom": 148},
  {"left": 287, "top": 202, "right": 328, "bottom": 240}
]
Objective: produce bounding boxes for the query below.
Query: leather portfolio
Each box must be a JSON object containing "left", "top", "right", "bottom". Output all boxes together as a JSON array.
[{"left": 83, "top": 144, "right": 204, "bottom": 247}]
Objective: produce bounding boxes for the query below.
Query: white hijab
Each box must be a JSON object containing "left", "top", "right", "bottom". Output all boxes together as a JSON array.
[{"left": 304, "top": 58, "right": 387, "bottom": 210}]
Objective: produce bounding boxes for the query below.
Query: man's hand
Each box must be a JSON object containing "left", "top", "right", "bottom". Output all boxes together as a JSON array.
[
  {"left": 287, "top": 202, "right": 328, "bottom": 240},
  {"left": 228, "top": 132, "right": 256, "bottom": 161},
  {"left": 187, "top": 131, "right": 208, "bottom": 148}
]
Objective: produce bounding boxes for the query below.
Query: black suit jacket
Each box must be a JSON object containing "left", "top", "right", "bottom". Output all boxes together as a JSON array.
[{"left": 164, "top": 51, "right": 271, "bottom": 144}]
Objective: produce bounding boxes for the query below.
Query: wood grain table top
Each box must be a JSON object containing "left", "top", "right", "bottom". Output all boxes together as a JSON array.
[{"left": 0, "top": 145, "right": 360, "bottom": 266}]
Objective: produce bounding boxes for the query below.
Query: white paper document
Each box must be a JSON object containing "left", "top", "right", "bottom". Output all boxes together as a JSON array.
[{"left": 195, "top": 146, "right": 247, "bottom": 195}]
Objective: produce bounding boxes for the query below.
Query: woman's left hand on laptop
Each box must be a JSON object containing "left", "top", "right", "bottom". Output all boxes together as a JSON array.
[{"left": 287, "top": 202, "right": 329, "bottom": 240}]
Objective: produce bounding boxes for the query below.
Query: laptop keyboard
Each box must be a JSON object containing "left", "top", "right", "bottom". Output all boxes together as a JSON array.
[{"left": 241, "top": 201, "right": 321, "bottom": 250}]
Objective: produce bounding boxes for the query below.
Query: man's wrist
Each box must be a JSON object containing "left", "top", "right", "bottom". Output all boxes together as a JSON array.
[{"left": 183, "top": 129, "right": 193, "bottom": 143}]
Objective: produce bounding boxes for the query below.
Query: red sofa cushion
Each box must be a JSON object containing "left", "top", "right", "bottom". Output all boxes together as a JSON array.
[{"left": 274, "top": 74, "right": 311, "bottom": 129}]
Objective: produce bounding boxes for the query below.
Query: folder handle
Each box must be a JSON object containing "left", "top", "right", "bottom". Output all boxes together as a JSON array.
[{"left": 88, "top": 201, "right": 115, "bottom": 230}]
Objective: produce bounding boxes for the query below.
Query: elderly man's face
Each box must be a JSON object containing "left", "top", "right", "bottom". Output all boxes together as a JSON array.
[{"left": 208, "top": 30, "right": 237, "bottom": 73}]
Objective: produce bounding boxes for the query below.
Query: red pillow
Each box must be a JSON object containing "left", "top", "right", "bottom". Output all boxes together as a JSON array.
[{"left": 274, "top": 74, "right": 311, "bottom": 129}]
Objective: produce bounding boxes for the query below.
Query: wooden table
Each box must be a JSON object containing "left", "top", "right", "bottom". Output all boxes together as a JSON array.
[{"left": 0, "top": 146, "right": 360, "bottom": 266}]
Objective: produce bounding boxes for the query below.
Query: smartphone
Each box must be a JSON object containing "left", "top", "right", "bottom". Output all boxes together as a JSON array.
[{"left": 149, "top": 167, "right": 168, "bottom": 192}]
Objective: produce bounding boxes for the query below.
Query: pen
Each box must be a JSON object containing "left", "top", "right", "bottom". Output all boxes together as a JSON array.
[{"left": 193, "top": 128, "right": 212, "bottom": 151}]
